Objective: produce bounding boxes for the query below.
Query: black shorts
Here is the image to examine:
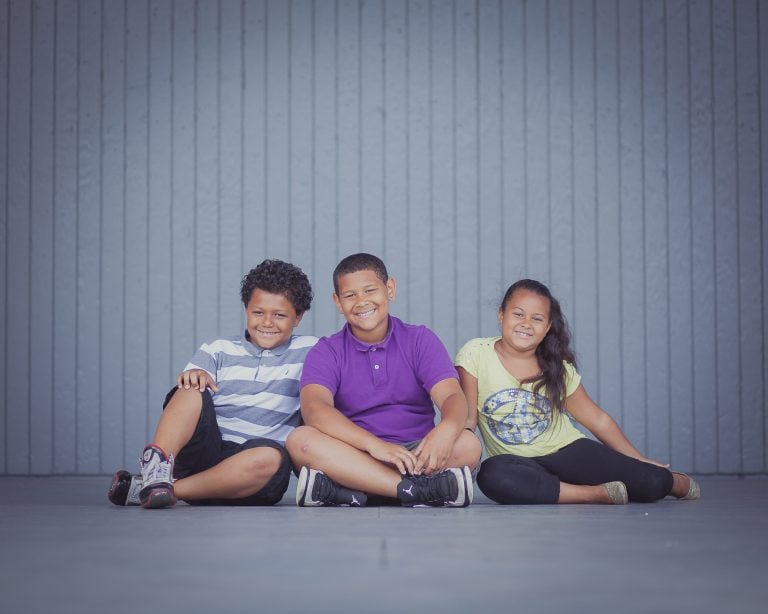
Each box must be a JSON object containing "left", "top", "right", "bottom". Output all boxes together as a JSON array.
[{"left": 162, "top": 387, "right": 293, "bottom": 506}]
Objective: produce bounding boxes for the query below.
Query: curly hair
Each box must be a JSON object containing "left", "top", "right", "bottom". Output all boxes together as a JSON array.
[
  {"left": 332, "top": 253, "right": 389, "bottom": 293},
  {"left": 240, "top": 260, "right": 313, "bottom": 315},
  {"left": 499, "top": 279, "right": 576, "bottom": 413}
]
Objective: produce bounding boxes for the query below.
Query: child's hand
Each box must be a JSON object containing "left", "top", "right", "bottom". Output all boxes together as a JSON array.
[
  {"left": 413, "top": 425, "right": 456, "bottom": 475},
  {"left": 637, "top": 455, "right": 670, "bottom": 468},
  {"left": 367, "top": 440, "right": 418, "bottom": 475},
  {"left": 176, "top": 369, "right": 219, "bottom": 393}
]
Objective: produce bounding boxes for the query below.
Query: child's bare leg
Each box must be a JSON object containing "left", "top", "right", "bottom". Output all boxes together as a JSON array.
[
  {"left": 447, "top": 430, "right": 483, "bottom": 470},
  {"left": 286, "top": 425, "right": 401, "bottom": 497},
  {"left": 174, "top": 447, "right": 282, "bottom": 501},
  {"left": 151, "top": 388, "right": 204, "bottom": 456},
  {"left": 558, "top": 482, "right": 616, "bottom": 504},
  {"left": 670, "top": 472, "right": 692, "bottom": 498}
]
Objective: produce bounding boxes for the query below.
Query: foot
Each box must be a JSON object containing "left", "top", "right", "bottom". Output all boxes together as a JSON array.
[
  {"left": 296, "top": 467, "right": 367, "bottom": 507},
  {"left": 108, "top": 470, "right": 143, "bottom": 506},
  {"left": 397, "top": 467, "right": 473, "bottom": 507},
  {"left": 671, "top": 472, "right": 701, "bottom": 500},
  {"left": 601, "top": 481, "right": 629, "bottom": 505},
  {"left": 138, "top": 445, "right": 177, "bottom": 509}
]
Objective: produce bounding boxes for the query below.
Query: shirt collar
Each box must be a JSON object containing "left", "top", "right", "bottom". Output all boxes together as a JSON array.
[
  {"left": 346, "top": 316, "right": 395, "bottom": 352},
  {"left": 242, "top": 331, "right": 293, "bottom": 357}
]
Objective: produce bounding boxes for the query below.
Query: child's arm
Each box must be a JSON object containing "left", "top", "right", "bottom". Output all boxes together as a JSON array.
[
  {"left": 176, "top": 369, "right": 219, "bottom": 393},
  {"left": 413, "top": 378, "right": 468, "bottom": 475},
  {"left": 456, "top": 367, "right": 479, "bottom": 431},
  {"left": 566, "top": 384, "right": 668, "bottom": 467},
  {"left": 301, "top": 384, "right": 418, "bottom": 475}
]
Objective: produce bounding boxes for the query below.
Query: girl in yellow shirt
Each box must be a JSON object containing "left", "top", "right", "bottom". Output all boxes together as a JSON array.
[{"left": 455, "top": 279, "right": 700, "bottom": 505}]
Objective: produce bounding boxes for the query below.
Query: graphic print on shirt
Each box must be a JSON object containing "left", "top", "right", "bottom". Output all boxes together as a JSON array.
[{"left": 481, "top": 388, "right": 551, "bottom": 445}]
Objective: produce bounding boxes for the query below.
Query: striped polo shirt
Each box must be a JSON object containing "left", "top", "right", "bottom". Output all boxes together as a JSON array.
[{"left": 184, "top": 332, "right": 317, "bottom": 444}]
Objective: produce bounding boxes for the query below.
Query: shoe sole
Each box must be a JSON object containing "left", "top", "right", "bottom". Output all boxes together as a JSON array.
[
  {"left": 108, "top": 470, "right": 132, "bottom": 506},
  {"left": 448, "top": 466, "right": 473, "bottom": 508},
  {"left": 296, "top": 466, "right": 312, "bottom": 506},
  {"left": 140, "top": 486, "right": 177, "bottom": 509}
]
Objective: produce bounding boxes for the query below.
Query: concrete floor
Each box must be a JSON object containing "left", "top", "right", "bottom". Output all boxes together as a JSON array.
[{"left": 0, "top": 475, "right": 766, "bottom": 614}]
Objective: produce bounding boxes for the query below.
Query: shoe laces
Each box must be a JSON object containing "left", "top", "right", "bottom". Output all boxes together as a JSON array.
[
  {"left": 409, "top": 471, "right": 456, "bottom": 504},
  {"left": 141, "top": 451, "right": 174, "bottom": 485}
]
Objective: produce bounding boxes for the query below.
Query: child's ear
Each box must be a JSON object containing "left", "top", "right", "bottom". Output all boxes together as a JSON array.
[
  {"left": 332, "top": 292, "right": 343, "bottom": 313},
  {"left": 386, "top": 277, "right": 397, "bottom": 300}
]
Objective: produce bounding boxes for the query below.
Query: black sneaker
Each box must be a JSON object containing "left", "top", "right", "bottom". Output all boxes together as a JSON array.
[
  {"left": 108, "top": 470, "right": 143, "bottom": 506},
  {"left": 296, "top": 467, "right": 367, "bottom": 507},
  {"left": 138, "top": 445, "right": 177, "bottom": 509},
  {"left": 397, "top": 466, "right": 473, "bottom": 507}
]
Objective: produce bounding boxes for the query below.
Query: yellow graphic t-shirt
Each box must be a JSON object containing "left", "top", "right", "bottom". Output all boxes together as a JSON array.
[{"left": 455, "top": 337, "right": 584, "bottom": 458}]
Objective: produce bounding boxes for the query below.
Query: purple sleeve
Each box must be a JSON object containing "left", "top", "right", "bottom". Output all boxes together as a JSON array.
[
  {"left": 299, "top": 337, "right": 341, "bottom": 395},
  {"left": 413, "top": 326, "right": 459, "bottom": 392}
]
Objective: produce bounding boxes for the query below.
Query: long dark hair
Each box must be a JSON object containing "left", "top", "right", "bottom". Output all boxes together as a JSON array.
[{"left": 499, "top": 279, "right": 576, "bottom": 413}]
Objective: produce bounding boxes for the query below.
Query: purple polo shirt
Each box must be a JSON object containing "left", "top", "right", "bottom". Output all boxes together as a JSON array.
[{"left": 300, "top": 316, "right": 459, "bottom": 443}]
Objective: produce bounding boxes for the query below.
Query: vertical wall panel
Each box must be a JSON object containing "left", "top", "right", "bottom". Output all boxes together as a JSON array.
[
  {"left": 266, "top": 0, "right": 290, "bottom": 260},
  {"left": 147, "top": 0, "right": 173, "bottom": 442},
  {"left": 336, "top": 0, "right": 361, "bottom": 259},
  {"left": 29, "top": 0, "right": 55, "bottom": 473},
  {"left": 712, "top": 0, "right": 740, "bottom": 472},
  {"left": 406, "top": 0, "right": 431, "bottom": 325},
  {"left": 170, "top": 0, "right": 197, "bottom": 380},
  {"left": 195, "top": 0, "right": 220, "bottom": 344},
  {"left": 642, "top": 0, "right": 671, "bottom": 462},
  {"left": 572, "top": 0, "right": 599, "bottom": 395},
  {"left": 383, "top": 0, "right": 409, "bottom": 319},
  {"left": 6, "top": 0, "right": 31, "bottom": 473},
  {"left": 735, "top": 0, "right": 764, "bottom": 473},
  {"left": 666, "top": 0, "right": 694, "bottom": 470},
  {"left": 52, "top": 0, "right": 78, "bottom": 473},
  {"left": 1, "top": 0, "right": 767, "bottom": 475},
  {"left": 123, "top": 0, "right": 150, "bottom": 457},
  {"left": 360, "top": 0, "right": 385, "bottom": 258},
  {"left": 289, "top": 0, "right": 315, "bottom": 331},
  {"left": 619, "top": 0, "right": 646, "bottom": 442},
  {"left": 99, "top": 0, "right": 126, "bottom": 471},
  {"left": 430, "top": 0, "right": 456, "bottom": 350},
  {"left": 310, "top": 0, "right": 339, "bottom": 331},
  {"left": 524, "top": 0, "right": 549, "bottom": 282},
  {"left": 219, "top": 0, "right": 245, "bottom": 333},
  {"left": 548, "top": 0, "right": 574, "bottom": 313},
  {"left": 501, "top": 1, "right": 527, "bottom": 293},
  {"left": 689, "top": 0, "right": 718, "bottom": 473},
  {"left": 477, "top": 0, "right": 503, "bottom": 337},
  {"left": 0, "top": 0, "right": 9, "bottom": 473},
  {"left": 595, "top": 0, "right": 622, "bottom": 415},
  {"left": 761, "top": 0, "right": 768, "bottom": 473},
  {"left": 76, "top": 0, "right": 101, "bottom": 472},
  {"left": 454, "top": 0, "right": 479, "bottom": 349}
]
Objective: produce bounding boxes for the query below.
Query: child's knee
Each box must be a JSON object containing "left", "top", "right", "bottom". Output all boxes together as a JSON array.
[
  {"left": 285, "top": 425, "right": 319, "bottom": 458},
  {"left": 452, "top": 430, "right": 483, "bottom": 468},
  {"left": 630, "top": 467, "right": 674, "bottom": 503}
]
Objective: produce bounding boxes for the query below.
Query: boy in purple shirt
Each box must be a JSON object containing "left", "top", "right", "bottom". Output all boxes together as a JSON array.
[{"left": 286, "top": 253, "right": 482, "bottom": 507}]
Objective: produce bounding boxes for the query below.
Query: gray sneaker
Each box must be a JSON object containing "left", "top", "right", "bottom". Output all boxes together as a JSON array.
[
  {"left": 397, "top": 466, "right": 473, "bottom": 507},
  {"left": 296, "top": 467, "right": 367, "bottom": 507},
  {"left": 138, "top": 445, "right": 177, "bottom": 509},
  {"left": 108, "top": 470, "right": 143, "bottom": 506}
]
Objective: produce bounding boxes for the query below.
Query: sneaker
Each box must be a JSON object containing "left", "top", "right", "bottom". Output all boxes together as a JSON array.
[
  {"left": 108, "top": 470, "right": 143, "bottom": 506},
  {"left": 138, "top": 444, "right": 177, "bottom": 509},
  {"left": 296, "top": 466, "right": 367, "bottom": 507},
  {"left": 397, "top": 466, "right": 473, "bottom": 507}
]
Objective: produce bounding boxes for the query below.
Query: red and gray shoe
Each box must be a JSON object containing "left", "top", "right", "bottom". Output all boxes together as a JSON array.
[
  {"left": 138, "top": 445, "right": 177, "bottom": 509},
  {"left": 108, "top": 470, "right": 143, "bottom": 506}
]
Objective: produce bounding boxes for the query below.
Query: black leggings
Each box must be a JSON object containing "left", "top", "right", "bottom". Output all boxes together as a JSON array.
[{"left": 477, "top": 438, "right": 673, "bottom": 504}]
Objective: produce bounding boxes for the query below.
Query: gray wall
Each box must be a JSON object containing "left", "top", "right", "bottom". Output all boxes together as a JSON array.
[{"left": 1, "top": 0, "right": 766, "bottom": 475}]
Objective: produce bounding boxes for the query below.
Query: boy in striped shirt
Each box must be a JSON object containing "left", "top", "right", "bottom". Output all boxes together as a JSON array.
[{"left": 109, "top": 260, "right": 316, "bottom": 509}]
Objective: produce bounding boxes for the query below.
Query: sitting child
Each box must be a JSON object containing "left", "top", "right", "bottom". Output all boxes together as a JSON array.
[
  {"left": 108, "top": 259, "right": 316, "bottom": 508},
  {"left": 455, "top": 278, "right": 700, "bottom": 505},
  {"left": 286, "top": 253, "right": 481, "bottom": 507}
]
